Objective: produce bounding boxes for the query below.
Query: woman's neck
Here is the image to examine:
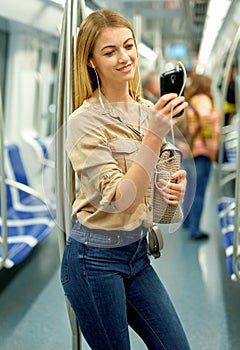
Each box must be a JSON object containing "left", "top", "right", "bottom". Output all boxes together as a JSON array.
[{"left": 101, "top": 86, "right": 134, "bottom": 103}]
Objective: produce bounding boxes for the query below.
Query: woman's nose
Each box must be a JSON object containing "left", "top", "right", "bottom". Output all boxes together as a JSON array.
[{"left": 117, "top": 49, "right": 129, "bottom": 62}]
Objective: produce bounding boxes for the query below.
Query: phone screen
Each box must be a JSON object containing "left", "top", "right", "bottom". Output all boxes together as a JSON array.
[{"left": 160, "top": 68, "right": 184, "bottom": 117}]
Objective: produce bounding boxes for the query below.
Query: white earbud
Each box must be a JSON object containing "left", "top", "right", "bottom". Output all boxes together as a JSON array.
[{"left": 89, "top": 59, "right": 105, "bottom": 109}]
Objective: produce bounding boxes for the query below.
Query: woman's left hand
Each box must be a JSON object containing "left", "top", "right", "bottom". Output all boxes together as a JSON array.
[{"left": 157, "top": 169, "right": 186, "bottom": 205}]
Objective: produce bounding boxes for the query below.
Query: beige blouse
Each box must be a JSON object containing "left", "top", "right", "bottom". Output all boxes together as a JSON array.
[{"left": 66, "top": 90, "right": 156, "bottom": 231}]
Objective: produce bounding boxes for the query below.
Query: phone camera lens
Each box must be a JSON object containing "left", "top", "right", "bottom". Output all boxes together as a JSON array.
[{"left": 171, "top": 75, "right": 176, "bottom": 83}]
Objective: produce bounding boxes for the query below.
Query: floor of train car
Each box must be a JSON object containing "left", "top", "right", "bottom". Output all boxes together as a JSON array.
[{"left": 0, "top": 167, "right": 240, "bottom": 350}]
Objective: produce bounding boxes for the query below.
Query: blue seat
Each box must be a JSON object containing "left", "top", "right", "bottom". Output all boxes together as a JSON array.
[
  {"left": 217, "top": 197, "right": 240, "bottom": 281},
  {"left": 0, "top": 143, "right": 56, "bottom": 268},
  {"left": 5, "top": 143, "right": 53, "bottom": 212}
]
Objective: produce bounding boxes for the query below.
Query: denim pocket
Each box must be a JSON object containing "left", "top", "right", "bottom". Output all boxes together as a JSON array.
[{"left": 60, "top": 238, "right": 72, "bottom": 285}]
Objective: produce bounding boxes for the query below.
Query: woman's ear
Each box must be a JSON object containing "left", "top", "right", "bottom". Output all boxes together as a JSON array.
[{"left": 87, "top": 59, "right": 95, "bottom": 69}]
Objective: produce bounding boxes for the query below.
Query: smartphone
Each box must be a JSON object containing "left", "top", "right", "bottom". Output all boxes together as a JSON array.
[{"left": 160, "top": 67, "right": 185, "bottom": 117}]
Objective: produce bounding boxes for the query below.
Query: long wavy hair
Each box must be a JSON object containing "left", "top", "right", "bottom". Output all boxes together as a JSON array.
[{"left": 74, "top": 9, "right": 141, "bottom": 109}]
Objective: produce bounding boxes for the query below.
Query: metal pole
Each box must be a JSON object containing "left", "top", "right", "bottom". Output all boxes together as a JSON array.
[
  {"left": 218, "top": 26, "right": 240, "bottom": 178},
  {"left": 232, "top": 43, "right": 240, "bottom": 280},
  {"left": 0, "top": 87, "right": 8, "bottom": 269},
  {"left": 55, "top": 0, "right": 87, "bottom": 348},
  {"left": 55, "top": 1, "right": 67, "bottom": 259}
]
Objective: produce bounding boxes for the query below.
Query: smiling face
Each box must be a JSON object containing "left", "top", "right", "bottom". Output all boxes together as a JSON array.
[{"left": 91, "top": 27, "right": 137, "bottom": 92}]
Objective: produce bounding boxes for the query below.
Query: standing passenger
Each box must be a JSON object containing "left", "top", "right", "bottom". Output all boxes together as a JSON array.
[
  {"left": 177, "top": 74, "right": 221, "bottom": 240},
  {"left": 61, "top": 9, "right": 190, "bottom": 350},
  {"left": 141, "top": 70, "right": 160, "bottom": 103}
]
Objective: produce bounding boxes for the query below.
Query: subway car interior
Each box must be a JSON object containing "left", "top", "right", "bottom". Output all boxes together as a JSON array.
[{"left": 0, "top": 0, "right": 240, "bottom": 349}]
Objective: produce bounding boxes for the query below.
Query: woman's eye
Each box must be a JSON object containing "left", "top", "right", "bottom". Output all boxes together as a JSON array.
[
  {"left": 126, "top": 44, "right": 134, "bottom": 50},
  {"left": 105, "top": 50, "right": 114, "bottom": 56}
]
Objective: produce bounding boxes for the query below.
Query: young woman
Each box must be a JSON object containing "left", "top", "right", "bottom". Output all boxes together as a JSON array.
[{"left": 61, "top": 9, "right": 190, "bottom": 350}]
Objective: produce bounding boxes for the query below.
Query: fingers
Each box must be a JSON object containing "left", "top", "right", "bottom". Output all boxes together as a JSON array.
[
  {"left": 158, "top": 187, "right": 184, "bottom": 204},
  {"left": 154, "top": 93, "right": 188, "bottom": 118},
  {"left": 172, "top": 169, "right": 187, "bottom": 183},
  {"left": 154, "top": 93, "right": 178, "bottom": 110},
  {"left": 172, "top": 100, "right": 188, "bottom": 118},
  {"left": 157, "top": 176, "right": 185, "bottom": 205},
  {"left": 147, "top": 94, "right": 187, "bottom": 140}
]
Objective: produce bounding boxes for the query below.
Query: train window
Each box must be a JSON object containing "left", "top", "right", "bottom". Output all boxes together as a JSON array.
[
  {"left": 35, "top": 48, "right": 58, "bottom": 136},
  {"left": 47, "top": 51, "right": 58, "bottom": 136}
]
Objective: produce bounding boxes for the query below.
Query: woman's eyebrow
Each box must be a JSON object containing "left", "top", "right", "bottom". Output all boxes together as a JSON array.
[{"left": 100, "top": 37, "right": 134, "bottom": 52}]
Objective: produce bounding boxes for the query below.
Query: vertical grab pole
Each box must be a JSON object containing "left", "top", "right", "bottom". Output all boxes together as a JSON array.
[
  {"left": 232, "top": 44, "right": 240, "bottom": 280},
  {"left": 216, "top": 26, "right": 240, "bottom": 280},
  {"left": 55, "top": 0, "right": 86, "bottom": 349},
  {"left": 232, "top": 125, "right": 240, "bottom": 280},
  {"left": 65, "top": 0, "right": 80, "bottom": 347},
  {"left": 0, "top": 87, "right": 8, "bottom": 269},
  {"left": 218, "top": 26, "right": 240, "bottom": 180},
  {"left": 55, "top": 0, "right": 67, "bottom": 261}
]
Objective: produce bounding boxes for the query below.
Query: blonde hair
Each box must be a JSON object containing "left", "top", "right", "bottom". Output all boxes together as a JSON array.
[{"left": 74, "top": 9, "right": 141, "bottom": 109}]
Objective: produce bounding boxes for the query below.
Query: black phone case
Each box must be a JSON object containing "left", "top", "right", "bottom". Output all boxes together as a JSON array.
[{"left": 160, "top": 68, "right": 184, "bottom": 117}]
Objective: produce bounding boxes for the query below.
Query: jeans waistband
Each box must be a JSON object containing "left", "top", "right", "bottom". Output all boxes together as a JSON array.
[{"left": 70, "top": 221, "right": 148, "bottom": 248}]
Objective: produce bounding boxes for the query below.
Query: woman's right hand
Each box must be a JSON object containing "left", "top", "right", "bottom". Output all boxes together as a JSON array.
[
  {"left": 155, "top": 92, "right": 187, "bottom": 118},
  {"left": 147, "top": 93, "right": 188, "bottom": 140}
]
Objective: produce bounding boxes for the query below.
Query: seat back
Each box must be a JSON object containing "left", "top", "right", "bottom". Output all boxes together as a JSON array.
[{"left": 5, "top": 143, "right": 30, "bottom": 203}]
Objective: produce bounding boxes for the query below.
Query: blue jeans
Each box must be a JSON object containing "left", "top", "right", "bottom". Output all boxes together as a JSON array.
[
  {"left": 61, "top": 222, "right": 190, "bottom": 350},
  {"left": 183, "top": 155, "right": 212, "bottom": 237}
]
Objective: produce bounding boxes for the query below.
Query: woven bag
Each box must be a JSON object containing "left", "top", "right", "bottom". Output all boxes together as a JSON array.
[{"left": 152, "top": 142, "right": 183, "bottom": 224}]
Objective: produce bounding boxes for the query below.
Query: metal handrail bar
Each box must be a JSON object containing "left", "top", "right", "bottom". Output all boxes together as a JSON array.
[
  {"left": 216, "top": 24, "right": 240, "bottom": 280},
  {"left": 220, "top": 173, "right": 237, "bottom": 187},
  {"left": 55, "top": 0, "right": 87, "bottom": 348},
  {"left": 55, "top": 5, "right": 82, "bottom": 349},
  {"left": 0, "top": 87, "right": 7, "bottom": 269},
  {"left": 0, "top": 177, "right": 54, "bottom": 210},
  {"left": 233, "top": 138, "right": 240, "bottom": 279},
  {"left": 221, "top": 201, "right": 236, "bottom": 223},
  {"left": 232, "top": 43, "right": 240, "bottom": 280},
  {"left": 55, "top": 0, "right": 67, "bottom": 260},
  {"left": 65, "top": 0, "right": 81, "bottom": 349},
  {"left": 64, "top": 0, "right": 74, "bottom": 240},
  {"left": 55, "top": 4, "right": 81, "bottom": 350},
  {"left": 218, "top": 26, "right": 240, "bottom": 184}
]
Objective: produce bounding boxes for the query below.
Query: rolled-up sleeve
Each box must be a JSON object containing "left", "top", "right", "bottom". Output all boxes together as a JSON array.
[{"left": 66, "top": 109, "right": 128, "bottom": 211}]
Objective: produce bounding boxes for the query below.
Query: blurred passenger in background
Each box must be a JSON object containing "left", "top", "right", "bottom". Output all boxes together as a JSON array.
[
  {"left": 223, "top": 64, "right": 236, "bottom": 126},
  {"left": 185, "top": 66, "right": 196, "bottom": 87},
  {"left": 141, "top": 70, "right": 160, "bottom": 103},
  {"left": 177, "top": 74, "right": 221, "bottom": 240}
]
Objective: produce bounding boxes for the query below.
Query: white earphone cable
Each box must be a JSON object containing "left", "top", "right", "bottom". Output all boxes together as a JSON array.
[{"left": 169, "top": 61, "right": 187, "bottom": 147}]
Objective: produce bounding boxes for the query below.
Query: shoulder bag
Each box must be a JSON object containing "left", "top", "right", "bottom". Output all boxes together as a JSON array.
[{"left": 152, "top": 141, "right": 183, "bottom": 223}]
